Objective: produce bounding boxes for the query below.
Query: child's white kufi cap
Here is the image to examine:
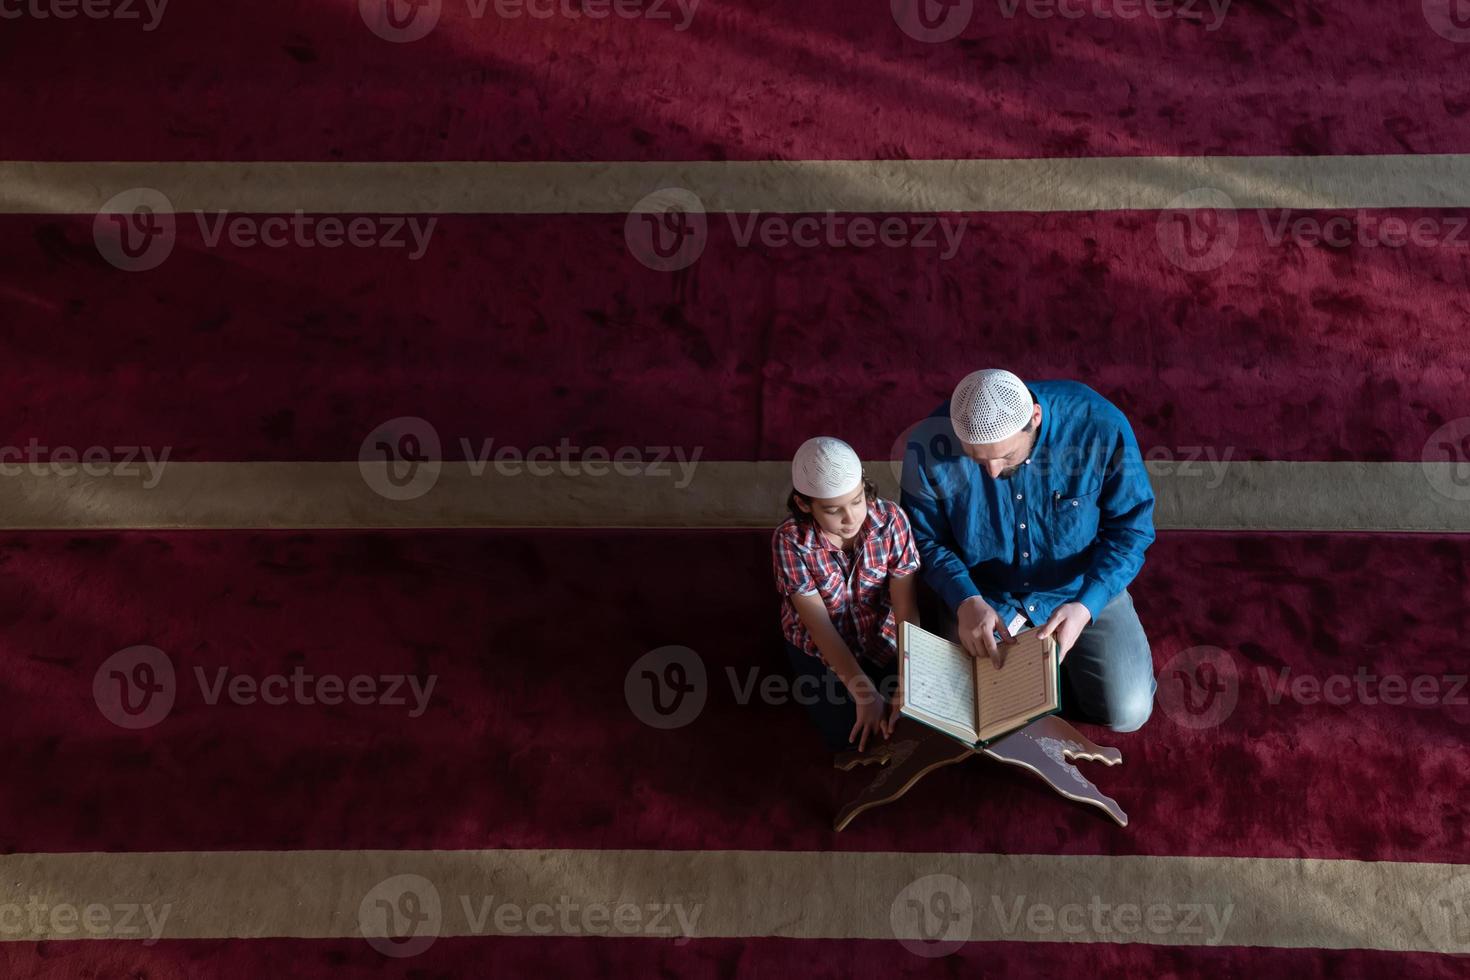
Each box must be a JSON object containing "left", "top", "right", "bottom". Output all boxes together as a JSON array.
[
  {"left": 950, "top": 369, "right": 1032, "bottom": 444},
  {"left": 791, "top": 437, "right": 863, "bottom": 499}
]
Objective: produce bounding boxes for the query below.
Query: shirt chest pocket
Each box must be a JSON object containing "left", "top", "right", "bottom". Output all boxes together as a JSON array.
[
  {"left": 1048, "top": 484, "right": 1102, "bottom": 551},
  {"left": 854, "top": 564, "right": 889, "bottom": 602}
]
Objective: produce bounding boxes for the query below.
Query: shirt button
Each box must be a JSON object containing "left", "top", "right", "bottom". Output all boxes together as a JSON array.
[
  {"left": 1019, "top": 523, "right": 1026, "bottom": 530},
  {"left": 1015, "top": 493, "right": 1023, "bottom": 500},
  {"left": 1072, "top": 500, "right": 1079, "bottom": 507},
  {"left": 1028, "top": 604, "right": 1035, "bottom": 612},
  {"left": 1023, "top": 581, "right": 1030, "bottom": 586},
  {"left": 1023, "top": 552, "right": 1030, "bottom": 558}
]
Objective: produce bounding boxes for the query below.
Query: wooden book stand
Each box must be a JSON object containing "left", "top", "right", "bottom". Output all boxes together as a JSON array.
[{"left": 832, "top": 714, "right": 1127, "bottom": 831}]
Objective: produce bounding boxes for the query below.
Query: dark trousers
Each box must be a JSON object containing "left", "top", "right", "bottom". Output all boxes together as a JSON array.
[{"left": 783, "top": 641, "right": 899, "bottom": 753}]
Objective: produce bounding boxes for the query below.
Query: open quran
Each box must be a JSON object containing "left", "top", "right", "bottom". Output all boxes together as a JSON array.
[{"left": 899, "top": 621, "right": 1061, "bottom": 747}]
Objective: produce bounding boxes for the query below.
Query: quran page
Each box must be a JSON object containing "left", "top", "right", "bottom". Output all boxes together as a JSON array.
[
  {"left": 975, "top": 629, "right": 1058, "bottom": 744},
  {"left": 900, "top": 623, "right": 978, "bottom": 743}
]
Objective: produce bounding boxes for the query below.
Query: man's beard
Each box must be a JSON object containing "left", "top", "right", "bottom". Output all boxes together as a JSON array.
[{"left": 994, "top": 429, "right": 1037, "bottom": 481}]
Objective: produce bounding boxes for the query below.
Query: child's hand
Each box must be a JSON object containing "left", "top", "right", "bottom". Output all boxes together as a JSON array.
[
  {"left": 882, "top": 685, "right": 904, "bottom": 738},
  {"left": 847, "top": 675, "right": 888, "bottom": 752}
]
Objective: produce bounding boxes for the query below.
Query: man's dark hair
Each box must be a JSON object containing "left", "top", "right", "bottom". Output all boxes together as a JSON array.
[{"left": 786, "top": 477, "right": 880, "bottom": 523}]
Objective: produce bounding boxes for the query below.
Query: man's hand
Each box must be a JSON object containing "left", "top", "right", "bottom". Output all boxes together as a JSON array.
[
  {"left": 1037, "top": 602, "right": 1092, "bottom": 661},
  {"left": 847, "top": 674, "right": 888, "bottom": 752},
  {"left": 957, "top": 596, "right": 1015, "bottom": 669}
]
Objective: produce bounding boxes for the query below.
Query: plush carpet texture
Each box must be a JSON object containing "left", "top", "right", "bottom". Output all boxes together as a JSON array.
[{"left": 3, "top": 1, "right": 1469, "bottom": 975}]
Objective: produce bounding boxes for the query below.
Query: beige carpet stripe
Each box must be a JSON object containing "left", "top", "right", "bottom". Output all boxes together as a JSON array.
[
  {"left": 0, "top": 848, "right": 1465, "bottom": 953},
  {"left": 6, "top": 155, "right": 1470, "bottom": 215},
  {"left": 0, "top": 460, "right": 1464, "bottom": 532}
]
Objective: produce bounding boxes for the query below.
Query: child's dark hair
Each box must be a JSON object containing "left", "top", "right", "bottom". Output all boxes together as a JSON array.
[{"left": 786, "top": 476, "right": 880, "bottom": 523}]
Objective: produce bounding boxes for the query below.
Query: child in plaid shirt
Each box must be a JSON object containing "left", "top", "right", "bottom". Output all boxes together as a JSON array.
[{"left": 771, "top": 437, "right": 922, "bottom": 753}]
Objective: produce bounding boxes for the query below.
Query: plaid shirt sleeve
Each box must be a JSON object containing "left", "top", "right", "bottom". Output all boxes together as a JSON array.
[
  {"left": 771, "top": 526, "right": 819, "bottom": 597},
  {"left": 886, "top": 505, "right": 921, "bottom": 577}
]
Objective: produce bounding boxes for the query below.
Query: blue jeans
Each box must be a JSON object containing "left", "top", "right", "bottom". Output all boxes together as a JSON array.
[
  {"left": 1055, "top": 589, "right": 1156, "bottom": 733},
  {"left": 931, "top": 588, "right": 1156, "bottom": 733}
]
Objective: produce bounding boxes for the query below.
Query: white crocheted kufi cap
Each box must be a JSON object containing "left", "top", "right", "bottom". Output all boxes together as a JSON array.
[
  {"left": 791, "top": 436, "right": 863, "bottom": 499},
  {"left": 950, "top": 369, "right": 1031, "bottom": 444}
]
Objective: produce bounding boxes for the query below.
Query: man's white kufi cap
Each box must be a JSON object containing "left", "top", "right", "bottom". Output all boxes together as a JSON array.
[
  {"left": 791, "top": 436, "right": 863, "bottom": 499},
  {"left": 950, "top": 369, "right": 1032, "bottom": 444}
]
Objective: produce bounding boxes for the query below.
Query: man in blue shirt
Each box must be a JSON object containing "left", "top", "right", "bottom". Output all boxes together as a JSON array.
[{"left": 899, "top": 369, "right": 1156, "bottom": 732}]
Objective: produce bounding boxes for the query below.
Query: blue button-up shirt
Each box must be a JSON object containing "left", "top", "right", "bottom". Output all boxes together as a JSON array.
[{"left": 899, "top": 379, "right": 1155, "bottom": 627}]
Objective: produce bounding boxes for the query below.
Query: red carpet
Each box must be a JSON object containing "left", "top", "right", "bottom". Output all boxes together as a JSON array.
[
  {"left": 3, "top": 210, "right": 1468, "bottom": 462},
  {"left": 4, "top": 935, "right": 1465, "bottom": 980},
  {"left": 2, "top": 529, "right": 1465, "bottom": 862},
  {"left": 7, "top": 0, "right": 1470, "bottom": 160},
  {"left": 5, "top": 1, "right": 1469, "bottom": 974}
]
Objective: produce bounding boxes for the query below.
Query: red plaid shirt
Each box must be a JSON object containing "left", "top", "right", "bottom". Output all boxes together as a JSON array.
[{"left": 771, "top": 497, "right": 921, "bottom": 666}]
